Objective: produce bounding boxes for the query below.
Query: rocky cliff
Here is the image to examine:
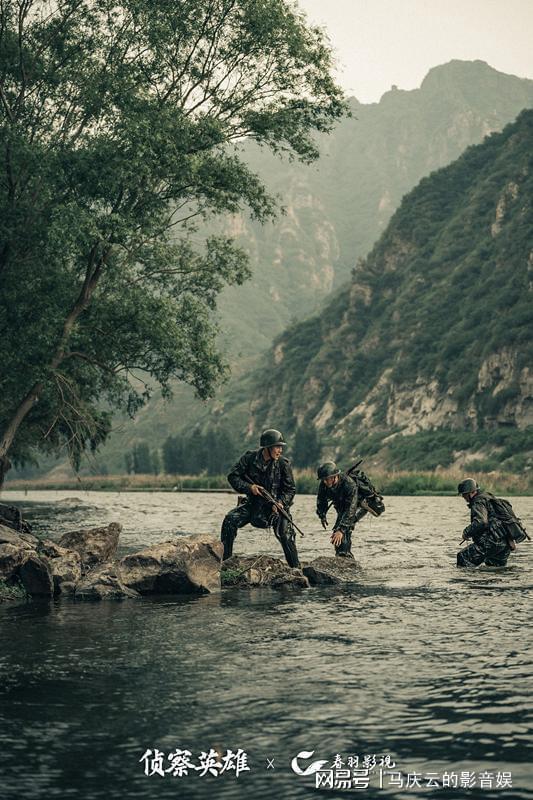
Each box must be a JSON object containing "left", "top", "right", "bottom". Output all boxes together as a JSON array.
[{"left": 246, "top": 110, "right": 533, "bottom": 472}]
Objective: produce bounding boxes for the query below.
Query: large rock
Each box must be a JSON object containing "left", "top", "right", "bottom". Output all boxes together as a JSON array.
[
  {"left": 119, "top": 536, "right": 223, "bottom": 595},
  {"left": 58, "top": 522, "right": 121, "bottom": 568},
  {"left": 302, "top": 556, "right": 361, "bottom": 586},
  {"left": 0, "top": 524, "right": 39, "bottom": 549},
  {"left": 38, "top": 540, "right": 82, "bottom": 595},
  {"left": 0, "top": 503, "right": 33, "bottom": 535},
  {"left": 75, "top": 563, "right": 139, "bottom": 600},
  {"left": 221, "top": 555, "right": 310, "bottom": 590},
  {"left": 18, "top": 553, "right": 54, "bottom": 596},
  {"left": 0, "top": 543, "right": 29, "bottom": 580}
]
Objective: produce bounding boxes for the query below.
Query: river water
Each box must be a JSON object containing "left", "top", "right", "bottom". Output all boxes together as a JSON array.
[{"left": 0, "top": 490, "right": 532, "bottom": 800}]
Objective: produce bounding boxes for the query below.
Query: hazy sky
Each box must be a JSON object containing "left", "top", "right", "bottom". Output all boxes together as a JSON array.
[{"left": 297, "top": 0, "right": 533, "bottom": 103}]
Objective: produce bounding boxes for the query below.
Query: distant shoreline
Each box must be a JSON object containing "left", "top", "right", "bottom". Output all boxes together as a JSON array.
[{"left": 2, "top": 470, "right": 531, "bottom": 497}]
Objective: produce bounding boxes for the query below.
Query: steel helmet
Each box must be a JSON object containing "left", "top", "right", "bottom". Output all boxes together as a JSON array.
[
  {"left": 317, "top": 461, "right": 341, "bottom": 480},
  {"left": 260, "top": 429, "right": 286, "bottom": 448},
  {"left": 457, "top": 478, "right": 479, "bottom": 495}
]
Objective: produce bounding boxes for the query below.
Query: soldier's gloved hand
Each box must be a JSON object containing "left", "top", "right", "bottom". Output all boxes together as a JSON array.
[
  {"left": 462, "top": 527, "right": 471, "bottom": 539},
  {"left": 320, "top": 516, "right": 328, "bottom": 531},
  {"left": 249, "top": 484, "right": 262, "bottom": 496},
  {"left": 331, "top": 530, "right": 343, "bottom": 547}
]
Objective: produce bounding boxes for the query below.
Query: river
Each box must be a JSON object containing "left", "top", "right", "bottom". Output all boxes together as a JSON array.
[{"left": 0, "top": 490, "right": 532, "bottom": 800}]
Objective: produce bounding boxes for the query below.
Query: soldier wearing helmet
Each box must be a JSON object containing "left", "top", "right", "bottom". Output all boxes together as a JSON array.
[
  {"left": 220, "top": 429, "right": 299, "bottom": 567},
  {"left": 316, "top": 461, "right": 359, "bottom": 558},
  {"left": 456, "top": 477, "right": 513, "bottom": 567}
]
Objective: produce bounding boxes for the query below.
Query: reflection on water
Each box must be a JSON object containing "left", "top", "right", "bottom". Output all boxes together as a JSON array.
[{"left": 0, "top": 491, "right": 532, "bottom": 799}]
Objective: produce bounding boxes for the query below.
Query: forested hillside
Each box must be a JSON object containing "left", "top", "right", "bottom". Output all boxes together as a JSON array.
[{"left": 246, "top": 110, "right": 533, "bottom": 472}]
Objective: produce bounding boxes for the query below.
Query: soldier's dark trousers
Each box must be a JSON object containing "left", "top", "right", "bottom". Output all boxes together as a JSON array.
[
  {"left": 333, "top": 514, "right": 354, "bottom": 558},
  {"left": 457, "top": 528, "right": 511, "bottom": 568},
  {"left": 221, "top": 503, "right": 300, "bottom": 568},
  {"left": 335, "top": 531, "right": 354, "bottom": 558}
]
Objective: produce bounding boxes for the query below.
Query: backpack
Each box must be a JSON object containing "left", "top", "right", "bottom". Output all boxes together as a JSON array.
[
  {"left": 346, "top": 466, "right": 385, "bottom": 517},
  {"left": 489, "top": 497, "right": 529, "bottom": 544}
]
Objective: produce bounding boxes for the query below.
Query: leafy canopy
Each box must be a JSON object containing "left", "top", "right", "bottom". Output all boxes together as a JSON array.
[{"left": 0, "top": 0, "right": 344, "bottom": 470}]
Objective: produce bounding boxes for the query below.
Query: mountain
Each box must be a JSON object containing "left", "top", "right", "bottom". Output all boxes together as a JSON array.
[
  {"left": 19, "top": 60, "right": 533, "bottom": 477},
  {"left": 216, "top": 60, "right": 533, "bottom": 356},
  {"left": 243, "top": 110, "right": 533, "bottom": 473}
]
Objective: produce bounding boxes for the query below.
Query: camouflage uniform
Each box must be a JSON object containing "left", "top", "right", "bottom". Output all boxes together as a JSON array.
[
  {"left": 457, "top": 490, "right": 512, "bottom": 568},
  {"left": 316, "top": 473, "right": 359, "bottom": 558},
  {"left": 221, "top": 449, "right": 299, "bottom": 567}
]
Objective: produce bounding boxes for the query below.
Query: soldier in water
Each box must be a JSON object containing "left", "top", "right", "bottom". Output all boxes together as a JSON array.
[
  {"left": 316, "top": 461, "right": 361, "bottom": 558},
  {"left": 221, "top": 429, "right": 300, "bottom": 567},
  {"left": 456, "top": 478, "right": 528, "bottom": 567}
]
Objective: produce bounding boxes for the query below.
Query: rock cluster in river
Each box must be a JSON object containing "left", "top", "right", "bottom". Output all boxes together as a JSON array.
[{"left": 0, "top": 504, "right": 362, "bottom": 600}]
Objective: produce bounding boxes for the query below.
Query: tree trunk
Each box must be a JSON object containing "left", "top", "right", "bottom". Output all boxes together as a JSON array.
[
  {"left": 0, "top": 382, "right": 43, "bottom": 489},
  {"left": 0, "top": 247, "right": 109, "bottom": 489}
]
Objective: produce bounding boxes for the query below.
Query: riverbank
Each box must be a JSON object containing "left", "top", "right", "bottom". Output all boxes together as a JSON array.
[{"left": 3, "top": 469, "right": 531, "bottom": 495}]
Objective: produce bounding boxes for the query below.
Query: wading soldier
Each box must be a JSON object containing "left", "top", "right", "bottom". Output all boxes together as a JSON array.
[
  {"left": 457, "top": 478, "right": 528, "bottom": 567},
  {"left": 221, "top": 429, "right": 300, "bottom": 567},
  {"left": 316, "top": 461, "right": 360, "bottom": 558}
]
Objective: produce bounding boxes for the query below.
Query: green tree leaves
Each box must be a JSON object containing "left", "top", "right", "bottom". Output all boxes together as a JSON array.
[{"left": 0, "top": 0, "right": 345, "bottom": 480}]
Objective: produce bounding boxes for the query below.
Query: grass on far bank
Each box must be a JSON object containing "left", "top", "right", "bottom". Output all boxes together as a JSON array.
[{"left": 3, "top": 468, "right": 532, "bottom": 496}]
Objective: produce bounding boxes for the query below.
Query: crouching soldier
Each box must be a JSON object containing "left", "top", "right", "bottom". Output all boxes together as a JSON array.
[
  {"left": 316, "top": 461, "right": 362, "bottom": 558},
  {"left": 221, "top": 429, "right": 300, "bottom": 568},
  {"left": 457, "top": 478, "right": 529, "bottom": 568}
]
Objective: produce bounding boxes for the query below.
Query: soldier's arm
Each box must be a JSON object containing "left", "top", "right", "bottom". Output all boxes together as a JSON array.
[
  {"left": 335, "top": 480, "right": 359, "bottom": 534},
  {"left": 316, "top": 483, "right": 329, "bottom": 519},
  {"left": 463, "top": 497, "right": 490, "bottom": 539},
  {"left": 227, "top": 453, "right": 253, "bottom": 495},
  {"left": 279, "top": 460, "right": 296, "bottom": 508}
]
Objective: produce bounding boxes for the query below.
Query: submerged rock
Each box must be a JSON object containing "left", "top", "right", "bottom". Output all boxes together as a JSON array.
[
  {"left": 58, "top": 522, "right": 121, "bottom": 569},
  {"left": 75, "top": 563, "right": 139, "bottom": 600},
  {"left": 119, "top": 535, "right": 223, "bottom": 595},
  {"left": 303, "top": 556, "right": 361, "bottom": 586},
  {"left": 221, "top": 555, "right": 310, "bottom": 590}
]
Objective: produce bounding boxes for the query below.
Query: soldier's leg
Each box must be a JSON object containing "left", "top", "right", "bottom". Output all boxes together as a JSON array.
[
  {"left": 484, "top": 529, "right": 512, "bottom": 567},
  {"left": 335, "top": 530, "right": 354, "bottom": 558},
  {"left": 273, "top": 514, "right": 300, "bottom": 568},
  {"left": 485, "top": 549, "right": 511, "bottom": 567},
  {"left": 457, "top": 541, "right": 485, "bottom": 568},
  {"left": 221, "top": 503, "right": 252, "bottom": 560}
]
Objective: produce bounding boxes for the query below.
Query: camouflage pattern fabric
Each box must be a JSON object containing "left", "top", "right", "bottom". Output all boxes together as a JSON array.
[
  {"left": 457, "top": 490, "right": 512, "bottom": 567},
  {"left": 316, "top": 473, "right": 359, "bottom": 558},
  {"left": 221, "top": 449, "right": 299, "bottom": 567}
]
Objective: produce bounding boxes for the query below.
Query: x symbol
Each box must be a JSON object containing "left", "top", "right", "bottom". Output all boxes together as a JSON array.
[{"left": 266, "top": 758, "right": 275, "bottom": 770}]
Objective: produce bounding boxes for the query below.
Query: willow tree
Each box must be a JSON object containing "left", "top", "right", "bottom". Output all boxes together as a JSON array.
[{"left": 0, "top": 0, "right": 345, "bottom": 484}]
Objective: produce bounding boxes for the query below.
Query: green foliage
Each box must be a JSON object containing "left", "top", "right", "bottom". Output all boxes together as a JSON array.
[
  {"left": 0, "top": 0, "right": 345, "bottom": 478},
  {"left": 125, "top": 442, "right": 160, "bottom": 475},
  {"left": 0, "top": 578, "right": 28, "bottom": 601},
  {"left": 292, "top": 421, "right": 322, "bottom": 468},
  {"left": 161, "top": 424, "right": 240, "bottom": 476},
  {"left": 221, "top": 568, "right": 246, "bottom": 587}
]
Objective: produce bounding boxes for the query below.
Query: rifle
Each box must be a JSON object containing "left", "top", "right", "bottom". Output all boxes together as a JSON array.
[{"left": 244, "top": 474, "right": 305, "bottom": 538}]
